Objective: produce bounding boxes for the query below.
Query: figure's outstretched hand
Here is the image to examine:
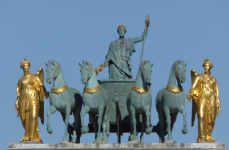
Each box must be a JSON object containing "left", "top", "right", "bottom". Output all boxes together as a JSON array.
[
  {"left": 103, "top": 63, "right": 108, "bottom": 67},
  {"left": 186, "top": 94, "right": 192, "bottom": 102}
]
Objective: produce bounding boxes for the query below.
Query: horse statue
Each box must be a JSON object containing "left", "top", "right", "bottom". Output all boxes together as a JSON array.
[
  {"left": 155, "top": 60, "right": 187, "bottom": 143},
  {"left": 45, "top": 61, "right": 82, "bottom": 143},
  {"left": 79, "top": 61, "right": 109, "bottom": 143},
  {"left": 128, "top": 61, "right": 153, "bottom": 143}
]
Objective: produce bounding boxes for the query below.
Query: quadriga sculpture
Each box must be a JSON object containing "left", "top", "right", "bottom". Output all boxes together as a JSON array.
[
  {"left": 155, "top": 60, "right": 187, "bottom": 143},
  {"left": 80, "top": 61, "right": 109, "bottom": 143},
  {"left": 128, "top": 61, "right": 153, "bottom": 143},
  {"left": 45, "top": 61, "right": 82, "bottom": 143}
]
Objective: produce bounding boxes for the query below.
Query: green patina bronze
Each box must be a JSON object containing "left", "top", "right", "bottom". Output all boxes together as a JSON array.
[
  {"left": 80, "top": 61, "right": 110, "bottom": 143},
  {"left": 103, "top": 19, "right": 150, "bottom": 79},
  {"left": 128, "top": 61, "right": 153, "bottom": 143},
  {"left": 155, "top": 60, "right": 188, "bottom": 143},
  {"left": 45, "top": 61, "right": 82, "bottom": 143}
]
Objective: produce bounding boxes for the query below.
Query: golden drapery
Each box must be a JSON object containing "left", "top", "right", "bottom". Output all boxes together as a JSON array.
[
  {"left": 15, "top": 68, "right": 48, "bottom": 143},
  {"left": 187, "top": 69, "right": 220, "bottom": 143}
]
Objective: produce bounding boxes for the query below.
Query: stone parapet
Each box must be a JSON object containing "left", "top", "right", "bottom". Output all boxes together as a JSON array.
[{"left": 7, "top": 142, "right": 227, "bottom": 150}]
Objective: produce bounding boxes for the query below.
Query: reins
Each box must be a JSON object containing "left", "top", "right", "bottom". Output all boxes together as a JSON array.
[
  {"left": 175, "top": 63, "right": 181, "bottom": 80},
  {"left": 51, "top": 64, "right": 59, "bottom": 81},
  {"left": 86, "top": 64, "right": 92, "bottom": 81}
]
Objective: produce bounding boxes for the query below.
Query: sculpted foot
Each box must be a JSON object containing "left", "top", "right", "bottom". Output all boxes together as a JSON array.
[
  {"left": 145, "top": 126, "right": 152, "bottom": 135},
  {"left": 47, "top": 126, "right": 53, "bottom": 134},
  {"left": 62, "top": 136, "right": 68, "bottom": 142},
  {"left": 81, "top": 126, "right": 89, "bottom": 134},
  {"left": 96, "top": 136, "right": 102, "bottom": 141},
  {"left": 131, "top": 135, "right": 138, "bottom": 141},
  {"left": 140, "top": 136, "right": 144, "bottom": 143},
  {"left": 167, "top": 136, "right": 173, "bottom": 141},
  {"left": 182, "top": 126, "right": 188, "bottom": 134},
  {"left": 102, "top": 135, "right": 108, "bottom": 143},
  {"left": 71, "top": 131, "right": 77, "bottom": 143}
]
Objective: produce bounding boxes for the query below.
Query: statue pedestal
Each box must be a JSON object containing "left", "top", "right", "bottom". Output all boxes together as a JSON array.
[{"left": 7, "top": 142, "right": 227, "bottom": 150}]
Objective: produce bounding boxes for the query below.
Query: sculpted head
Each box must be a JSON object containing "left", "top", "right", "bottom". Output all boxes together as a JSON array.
[
  {"left": 45, "top": 60, "right": 58, "bottom": 84},
  {"left": 117, "top": 25, "right": 126, "bottom": 37},
  {"left": 20, "top": 58, "right": 31, "bottom": 72},
  {"left": 141, "top": 61, "right": 153, "bottom": 85},
  {"left": 175, "top": 60, "right": 187, "bottom": 83},
  {"left": 203, "top": 59, "right": 213, "bottom": 73},
  {"left": 79, "top": 61, "right": 92, "bottom": 84}
]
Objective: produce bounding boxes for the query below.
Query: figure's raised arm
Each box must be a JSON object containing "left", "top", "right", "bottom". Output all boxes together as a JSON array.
[{"left": 134, "top": 16, "right": 150, "bottom": 43}]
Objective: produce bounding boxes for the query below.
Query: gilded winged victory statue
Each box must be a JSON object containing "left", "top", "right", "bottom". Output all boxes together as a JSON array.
[
  {"left": 187, "top": 59, "right": 220, "bottom": 143},
  {"left": 15, "top": 58, "right": 49, "bottom": 143}
]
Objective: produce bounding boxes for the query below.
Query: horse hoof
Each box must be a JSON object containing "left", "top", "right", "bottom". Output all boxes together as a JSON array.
[
  {"left": 106, "top": 131, "right": 110, "bottom": 137},
  {"left": 47, "top": 127, "right": 53, "bottom": 134},
  {"left": 145, "top": 127, "right": 152, "bottom": 135},
  {"left": 102, "top": 136, "right": 108, "bottom": 143},
  {"left": 96, "top": 136, "right": 102, "bottom": 141},
  {"left": 167, "top": 136, "right": 173, "bottom": 141},
  {"left": 81, "top": 126, "right": 89, "bottom": 134},
  {"left": 131, "top": 135, "right": 138, "bottom": 141},
  {"left": 71, "top": 131, "right": 77, "bottom": 143},
  {"left": 182, "top": 127, "right": 188, "bottom": 134}
]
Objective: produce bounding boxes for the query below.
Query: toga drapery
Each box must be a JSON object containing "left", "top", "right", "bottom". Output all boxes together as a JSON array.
[{"left": 105, "top": 38, "right": 136, "bottom": 79}]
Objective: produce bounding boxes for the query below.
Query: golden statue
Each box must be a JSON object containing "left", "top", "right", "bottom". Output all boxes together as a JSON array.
[
  {"left": 15, "top": 58, "right": 49, "bottom": 143},
  {"left": 187, "top": 59, "right": 220, "bottom": 143}
]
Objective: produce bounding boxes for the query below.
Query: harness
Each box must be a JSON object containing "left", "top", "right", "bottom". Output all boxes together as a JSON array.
[
  {"left": 132, "top": 62, "right": 150, "bottom": 94},
  {"left": 50, "top": 63, "right": 68, "bottom": 95},
  {"left": 83, "top": 64, "right": 101, "bottom": 94},
  {"left": 166, "top": 63, "right": 183, "bottom": 94}
]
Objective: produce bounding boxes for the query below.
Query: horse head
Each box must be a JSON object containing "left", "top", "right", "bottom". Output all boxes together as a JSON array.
[
  {"left": 175, "top": 60, "right": 187, "bottom": 83},
  {"left": 141, "top": 61, "right": 153, "bottom": 86},
  {"left": 45, "top": 60, "right": 59, "bottom": 84},
  {"left": 80, "top": 60, "right": 93, "bottom": 84}
]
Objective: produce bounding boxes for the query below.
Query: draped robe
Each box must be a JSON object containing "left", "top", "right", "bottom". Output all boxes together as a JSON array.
[{"left": 105, "top": 38, "right": 136, "bottom": 79}]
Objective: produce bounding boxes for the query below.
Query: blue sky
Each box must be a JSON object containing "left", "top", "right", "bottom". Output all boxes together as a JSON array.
[{"left": 0, "top": 1, "right": 229, "bottom": 149}]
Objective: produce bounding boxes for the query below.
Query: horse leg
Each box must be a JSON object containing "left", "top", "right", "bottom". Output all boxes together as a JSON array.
[
  {"left": 60, "top": 113, "right": 72, "bottom": 142},
  {"left": 144, "top": 106, "right": 151, "bottom": 135},
  {"left": 81, "top": 105, "right": 90, "bottom": 134},
  {"left": 127, "top": 101, "right": 133, "bottom": 141},
  {"left": 106, "top": 118, "right": 110, "bottom": 137},
  {"left": 170, "top": 112, "right": 178, "bottom": 133},
  {"left": 62, "top": 106, "right": 71, "bottom": 141},
  {"left": 164, "top": 106, "right": 172, "bottom": 141},
  {"left": 102, "top": 113, "right": 108, "bottom": 143},
  {"left": 178, "top": 106, "right": 188, "bottom": 134},
  {"left": 129, "top": 103, "right": 138, "bottom": 140},
  {"left": 140, "top": 113, "right": 146, "bottom": 143},
  {"left": 72, "top": 107, "right": 81, "bottom": 143},
  {"left": 89, "top": 112, "right": 98, "bottom": 140},
  {"left": 96, "top": 105, "right": 105, "bottom": 141},
  {"left": 157, "top": 109, "right": 165, "bottom": 143},
  {"left": 46, "top": 106, "right": 57, "bottom": 134}
]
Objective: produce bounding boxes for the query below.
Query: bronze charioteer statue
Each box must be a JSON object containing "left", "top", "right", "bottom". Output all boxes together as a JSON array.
[{"left": 101, "top": 16, "right": 150, "bottom": 79}]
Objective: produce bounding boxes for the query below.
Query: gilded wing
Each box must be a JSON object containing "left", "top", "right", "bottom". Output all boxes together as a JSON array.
[
  {"left": 191, "top": 69, "right": 197, "bottom": 127},
  {"left": 37, "top": 67, "right": 44, "bottom": 124}
]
